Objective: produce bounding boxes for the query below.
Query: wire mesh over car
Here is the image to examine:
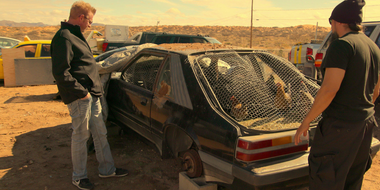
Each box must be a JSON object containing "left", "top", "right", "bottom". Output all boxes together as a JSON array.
[
  {"left": 102, "top": 44, "right": 380, "bottom": 188},
  {"left": 191, "top": 50, "right": 321, "bottom": 131}
]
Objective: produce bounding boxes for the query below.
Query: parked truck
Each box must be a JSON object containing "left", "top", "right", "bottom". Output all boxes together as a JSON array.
[
  {"left": 90, "top": 25, "right": 223, "bottom": 55},
  {"left": 87, "top": 25, "right": 164, "bottom": 54},
  {"left": 313, "top": 21, "right": 380, "bottom": 81},
  {"left": 288, "top": 40, "right": 322, "bottom": 80},
  {"left": 101, "top": 30, "right": 164, "bottom": 52}
]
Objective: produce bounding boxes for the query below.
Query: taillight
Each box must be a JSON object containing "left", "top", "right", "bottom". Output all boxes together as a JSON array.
[
  {"left": 235, "top": 131, "right": 309, "bottom": 162},
  {"left": 314, "top": 53, "right": 324, "bottom": 67},
  {"left": 306, "top": 47, "right": 313, "bottom": 62},
  {"left": 102, "top": 43, "right": 108, "bottom": 52},
  {"left": 288, "top": 51, "right": 291, "bottom": 61}
]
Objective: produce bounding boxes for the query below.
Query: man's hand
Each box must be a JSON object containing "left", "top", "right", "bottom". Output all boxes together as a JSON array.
[
  {"left": 295, "top": 122, "right": 309, "bottom": 145},
  {"left": 80, "top": 93, "right": 91, "bottom": 100}
]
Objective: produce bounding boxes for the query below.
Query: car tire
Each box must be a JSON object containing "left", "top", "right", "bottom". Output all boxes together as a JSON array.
[{"left": 182, "top": 149, "right": 203, "bottom": 178}]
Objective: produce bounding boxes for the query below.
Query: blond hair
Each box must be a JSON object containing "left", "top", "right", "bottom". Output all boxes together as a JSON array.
[{"left": 69, "top": 1, "right": 96, "bottom": 19}]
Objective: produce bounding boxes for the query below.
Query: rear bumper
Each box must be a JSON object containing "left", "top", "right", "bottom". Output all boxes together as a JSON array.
[
  {"left": 232, "top": 153, "right": 309, "bottom": 187},
  {"left": 200, "top": 138, "right": 380, "bottom": 188},
  {"left": 199, "top": 150, "right": 309, "bottom": 187}
]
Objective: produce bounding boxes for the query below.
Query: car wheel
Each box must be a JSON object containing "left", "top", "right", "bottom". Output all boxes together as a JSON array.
[{"left": 182, "top": 149, "right": 203, "bottom": 178}]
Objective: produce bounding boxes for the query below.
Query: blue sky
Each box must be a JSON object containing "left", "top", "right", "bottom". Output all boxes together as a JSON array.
[{"left": 0, "top": 0, "right": 379, "bottom": 27}]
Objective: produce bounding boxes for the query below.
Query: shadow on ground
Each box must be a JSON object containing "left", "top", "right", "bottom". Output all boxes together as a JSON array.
[
  {"left": 4, "top": 94, "right": 57, "bottom": 103},
  {"left": 0, "top": 123, "right": 182, "bottom": 190}
]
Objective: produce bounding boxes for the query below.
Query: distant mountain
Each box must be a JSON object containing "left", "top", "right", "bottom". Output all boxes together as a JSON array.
[
  {"left": 0, "top": 20, "right": 47, "bottom": 27},
  {"left": 0, "top": 20, "right": 105, "bottom": 27}
]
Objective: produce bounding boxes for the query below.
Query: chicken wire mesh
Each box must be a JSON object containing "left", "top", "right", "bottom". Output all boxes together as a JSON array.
[
  {"left": 122, "top": 54, "right": 164, "bottom": 91},
  {"left": 192, "top": 50, "right": 321, "bottom": 131}
]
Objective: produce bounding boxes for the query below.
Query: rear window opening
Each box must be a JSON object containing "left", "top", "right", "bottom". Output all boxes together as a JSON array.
[{"left": 193, "top": 51, "right": 321, "bottom": 131}]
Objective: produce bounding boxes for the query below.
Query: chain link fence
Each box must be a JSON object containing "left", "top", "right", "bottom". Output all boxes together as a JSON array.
[{"left": 191, "top": 50, "right": 320, "bottom": 131}]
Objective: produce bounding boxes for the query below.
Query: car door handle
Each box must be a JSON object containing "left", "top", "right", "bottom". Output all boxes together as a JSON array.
[{"left": 140, "top": 98, "right": 148, "bottom": 106}]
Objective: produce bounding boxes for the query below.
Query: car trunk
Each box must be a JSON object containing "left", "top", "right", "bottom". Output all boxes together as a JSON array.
[{"left": 191, "top": 50, "right": 321, "bottom": 132}]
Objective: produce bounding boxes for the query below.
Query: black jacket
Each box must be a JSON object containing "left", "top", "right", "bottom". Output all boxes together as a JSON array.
[{"left": 51, "top": 22, "right": 102, "bottom": 104}]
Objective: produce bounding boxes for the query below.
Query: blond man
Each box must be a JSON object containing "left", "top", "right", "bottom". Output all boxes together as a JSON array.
[{"left": 51, "top": 1, "right": 128, "bottom": 189}]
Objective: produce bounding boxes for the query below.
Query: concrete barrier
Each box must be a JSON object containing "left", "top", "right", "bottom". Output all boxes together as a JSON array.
[
  {"left": 179, "top": 172, "right": 217, "bottom": 190},
  {"left": 14, "top": 58, "right": 55, "bottom": 86}
]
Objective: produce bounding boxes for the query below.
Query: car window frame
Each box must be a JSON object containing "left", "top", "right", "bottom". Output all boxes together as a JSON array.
[
  {"left": 40, "top": 44, "right": 51, "bottom": 57},
  {"left": 120, "top": 51, "right": 169, "bottom": 92},
  {"left": 192, "top": 38, "right": 208, "bottom": 43},
  {"left": 375, "top": 32, "right": 380, "bottom": 49},
  {"left": 153, "top": 36, "right": 173, "bottom": 44},
  {"left": 154, "top": 57, "right": 173, "bottom": 99},
  {"left": 364, "top": 25, "right": 376, "bottom": 37},
  {"left": 16, "top": 44, "right": 38, "bottom": 58},
  {"left": 178, "top": 37, "right": 191, "bottom": 43}
]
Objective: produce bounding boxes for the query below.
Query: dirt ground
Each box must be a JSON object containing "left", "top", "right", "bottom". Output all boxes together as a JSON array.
[
  {"left": 0, "top": 84, "right": 380, "bottom": 190},
  {"left": 0, "top": 84, "right": 182, "bottom": 190}
]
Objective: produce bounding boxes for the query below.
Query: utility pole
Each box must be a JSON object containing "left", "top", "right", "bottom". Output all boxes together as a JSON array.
[
  {"left": 250, "top": 0, "right": 254, "bottom": 48},
  {"left": 155, "top": 21, "right": 160, "bottom": 32},
  {"left": 315, "top": 22, "right": 318, "bottom": 40}
]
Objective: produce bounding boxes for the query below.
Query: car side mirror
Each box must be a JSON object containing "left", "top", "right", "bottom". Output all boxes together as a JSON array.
[{"left": 111, "top": 72, "right": 122, "bottom": 79}]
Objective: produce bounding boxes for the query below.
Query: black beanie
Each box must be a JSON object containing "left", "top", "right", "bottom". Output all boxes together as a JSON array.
[{"left": 329, "top": 0, "right": 366, "bottom": 24}]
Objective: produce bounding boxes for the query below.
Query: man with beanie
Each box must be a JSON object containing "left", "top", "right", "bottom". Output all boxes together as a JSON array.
[
  {"left": 51, "top": 1, "right": 128, "bottom": 190},
  {"left": 295, "top": 0, "right": 380, "bottom": 189}
]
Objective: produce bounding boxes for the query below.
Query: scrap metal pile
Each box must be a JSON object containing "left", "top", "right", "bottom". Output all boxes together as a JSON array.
[{"left": 192, "top": 50, "right": 321, "bottom": 130}]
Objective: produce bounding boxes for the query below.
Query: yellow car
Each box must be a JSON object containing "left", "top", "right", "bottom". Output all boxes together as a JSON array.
[
  {"left": 0, "top": 36, "right": 99, "bottom": 80},
  {"left": 0, "top": 37, "right": 51, "bottom": 80}
]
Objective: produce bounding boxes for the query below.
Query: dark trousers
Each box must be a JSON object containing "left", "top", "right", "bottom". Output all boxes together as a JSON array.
[{"left": 308, "top": 116, "right": 376, "bottom": 190}]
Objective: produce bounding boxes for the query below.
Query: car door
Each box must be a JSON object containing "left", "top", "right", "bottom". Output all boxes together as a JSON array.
[
  {"left": 16, "top": 44, "right": 38, "bottom": 57},
  {"left": 150, "top": 56, "right": 173, "bottom": 137},
  {"left": 39, "top": 44, "right": 51, "bottom": 58},
  {"left": 113, "top": 52, "right": 166, "bottom": 134}
]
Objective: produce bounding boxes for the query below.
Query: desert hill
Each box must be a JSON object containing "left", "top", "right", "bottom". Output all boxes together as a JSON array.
[
  {"left": 0, "top": 24, "right": 330, "bottom": 57},
  {"left": 0, "top": 20, "right": 47, "bottom": 27}
]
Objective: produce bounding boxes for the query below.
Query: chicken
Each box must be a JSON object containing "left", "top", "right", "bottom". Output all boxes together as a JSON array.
[
  {"left": 265, "top": 74, "right": 277, "bottom": 96},
  {"left": 230, "top": 96, "right": 249, "bottom": 121},
  {"left": 153, "top": 80, "right": 171, "bottom": 109},
  {"left": 157, "top": 80, "right": 171, "bottom": 97},
  {"left": 299, "top": 81, "right": 314, "bottom": 108},
  {"left": 274, "top": 82, "right": 292, "bottom": 110}
]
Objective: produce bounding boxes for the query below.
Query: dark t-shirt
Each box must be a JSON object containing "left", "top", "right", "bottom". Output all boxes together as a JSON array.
[{"left": 321, "top": 32, "right": 380, "bottom": 121}]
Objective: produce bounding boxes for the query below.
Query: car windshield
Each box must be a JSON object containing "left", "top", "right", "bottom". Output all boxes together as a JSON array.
[
  {"left": 0, "top": 39, "right": 20, "bottom": 56},
  {"left": 192, "top": 51, "right": 320, "bottom": 131},
  {"left": 95, "top": 47, "right": 127, "bottom": 62},
  {"left": 205, "top": 37, "right": 222, "bottom": 44}
]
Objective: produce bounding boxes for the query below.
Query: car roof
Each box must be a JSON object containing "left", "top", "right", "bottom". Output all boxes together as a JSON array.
[
  {"left": 154, "top": 33, "right": 209, "bottom": 38},
  {"left": 17, "top": 40, "right": 51, "bottom": 45},
  {"left": 0, "top": 36, "right": 21, "bottom": 42},
  {"left": 144, "top": 43, "right": 251, "bottom": 56},
  {"left": 144, "top": 32, "right": 166, "bottom": 34},
  {"left": 362, "top": 21, "right": 380, "bottom": 26}
]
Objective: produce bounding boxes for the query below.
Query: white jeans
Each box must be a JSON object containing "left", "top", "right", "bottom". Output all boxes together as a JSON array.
[{"left": 67, "top": 95, "right": 115, "bottom": 181}]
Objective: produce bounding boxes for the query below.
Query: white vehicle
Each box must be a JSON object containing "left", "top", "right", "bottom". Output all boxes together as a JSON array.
[
  {"left": 314, "top": 21, "right": 380, "bottom": 80},
  {"left": 0, "top": 36, "right": 21, "bottom": 54},
  {"left": 288, "top": 40, "right": 322, "bottom": 80},
  {"left": 86, "top": 30, "right": 104, "bottom": 55}
]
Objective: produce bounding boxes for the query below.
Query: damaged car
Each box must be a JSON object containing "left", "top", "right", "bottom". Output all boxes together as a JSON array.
[{"left": 100, "top": 44, "right": 380, "bottom": 189}]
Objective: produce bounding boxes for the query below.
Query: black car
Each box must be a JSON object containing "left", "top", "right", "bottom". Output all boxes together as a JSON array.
[
  {"left": 152, "top": 33, "right": 221, "bottom": 45},
  {"left": 105, "top": 44, "right": 380, "bottom": 189}
]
